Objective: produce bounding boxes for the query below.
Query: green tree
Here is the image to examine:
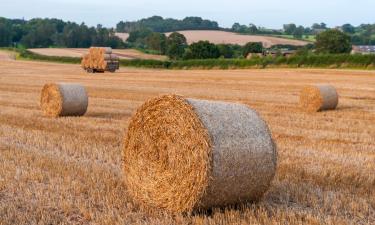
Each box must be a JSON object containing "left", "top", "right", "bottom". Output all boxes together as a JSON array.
[
  {"left": 0, "top": 19, "right": 12, "bottom": 46},
  {"left": 232, "top": 23, "right": 241, "bottom": 32},
  {"left": 248, "top": 24, "right": 258, "bottom": 34},
  {"left": 116, "top": 16, "right": 219, "bottom": 33},
  {"left": 283, "top": 24, "right": 297, "bottom": 35},
  {"left": 293, "top": 26, "right": 305, "bottom": 39},
  {"left": 166, "top": 32, "right": 187, "bottom": 59},
  {"left": 217, "top": 44, "right": 234, "bottom": 58},
  {"left": 185, "top": 41, "right": 220, "bottom": 59},
  {"left": 126, "top": 28, "right": 153, "bottom": 48},
  {"left": 21, "top": 19, "right": 57, "bottom": 47},
  {"left": 145, "top": 32, "right": 167, "bottom": 53},
  {"left": 242, "top": 42, "right": 263, "bottom": 57},
  {"left": 342, "top": 24, "right": 355, "bottom": 34},
  {"left": 315, "top": 29, "right": 352, "bottom": 54},
  {"left": 126, "top": 28, "right": 152, "bottom": 43},
  {"left": 312, "top": 23, "right": 327, "bottom": 30},
  {"left": 0, "top": 17, "right": 125, "bottom": 48}
]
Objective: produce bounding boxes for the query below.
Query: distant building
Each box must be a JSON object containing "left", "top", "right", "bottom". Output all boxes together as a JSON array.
[
  {"left": 352, "top": 45, "right": 375, "bottom": 54},
  {"left": 246, "top": 48, "right": 297, "bottom": 59},
  {"left": 265, "top": 49, "right": 296, "bottom": 57}
]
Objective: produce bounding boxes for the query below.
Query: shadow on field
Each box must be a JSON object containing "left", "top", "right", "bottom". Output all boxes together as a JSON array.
[
  {"left": 335, "top": 105, "right": 360, "bottom": 111},
  {"left": 191, "top": 201, "right": 260, "bottom": 217},
  {"left": 86, "top": 112, "right": 132, "bottom": 120}
]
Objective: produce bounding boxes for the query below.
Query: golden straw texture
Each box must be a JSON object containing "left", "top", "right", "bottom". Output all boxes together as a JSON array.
[
  {"left": 40, "top": 83, "right": 88, "bottom": 117},
  {"left": 40, "top": 83, "right": 63, "bottom": 117},
  {"left": 300, "top": 84, "right": 338, "bottom": 112},
  {"left": 123, "top": 95, "right": 277, "bottom": 213},
  {"left": 81, "top": 47, "right": 117, "bottom": 70}
]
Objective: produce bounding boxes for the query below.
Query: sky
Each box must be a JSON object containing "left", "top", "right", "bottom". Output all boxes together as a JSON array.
[{"left": 1, "top": 0, "right": 375, "bottom": 29}]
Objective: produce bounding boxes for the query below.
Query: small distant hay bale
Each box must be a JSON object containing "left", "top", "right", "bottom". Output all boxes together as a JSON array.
[
  {"left": 40, "top": 83, "right": 88, "bottom": 117},
  {"left": 102, "top": 47, "right": 112, "bottom": 54},
  {"left": 123, "top": 94, "right": 277, "bottom": 213},
  {"left": 246, "top": 53, "right": 263, "bottom": 59},
  {"left": 299, "top": 84, "right": 338, "bottom": 112}
]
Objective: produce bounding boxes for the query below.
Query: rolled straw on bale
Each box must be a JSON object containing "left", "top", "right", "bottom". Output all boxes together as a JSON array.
[
  {"left": 111, "top": 54, "right": 119, "bottom": 60},
  {"left": 104, "top": 54, "right": 119, "bottom": 61},
  {"left": 103, "top": 54, "right": 112, "bottom": 60},
  {"left": 40, "top": 83, "right": 88, "bottom": 117},
  {"left": 123, "top": 94, "right": 277, "bottom": 213},
  {"left": 300, "top": 84, "right": 338, "bottom": 112},
  {"left": 100, "top": 47, "right": 112, "bottom": 54}
]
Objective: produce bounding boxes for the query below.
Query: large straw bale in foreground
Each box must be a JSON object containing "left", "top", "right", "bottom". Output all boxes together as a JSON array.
[
  {"left": 123, "top": 95, "right": 277, "bottom": 213},
  {"left": 300, "top": 84, "right": 338, "bottom": 112},
  {"left": 40, "top": 83, "right": 88, "bottom": 117}
]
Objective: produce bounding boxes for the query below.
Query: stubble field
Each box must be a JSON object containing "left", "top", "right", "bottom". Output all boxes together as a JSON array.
[
  {"left": 28, "top": 48, "right": 167, "bottom": 61},
  {"left": 163, "top": 30, "right": 309, "bottom": 47},
  {"left": 115, "top": 30, "right": 309, "bottom": 48},
  {"left": 0, "top": 57, "right": 374, "bottom": 224}
]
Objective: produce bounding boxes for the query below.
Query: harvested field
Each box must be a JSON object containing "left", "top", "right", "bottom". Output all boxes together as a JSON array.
[
  {"left": 0, "top": 51, "right": 15, "bottom": 61},
  {"left": 115, "top": 32, "right": 130, "bottom": 41},
  {"left": 164, "top": 30, "right": 309, "bottom": 47},
  {"left": 28, "top": 48, "right": 168, "bottom": 60},
  {"left": 0, "top": 57, "right": 375, "bottom": 224},
  {"left": 115, "top": 30, "right": 309, "bottom": 48}
]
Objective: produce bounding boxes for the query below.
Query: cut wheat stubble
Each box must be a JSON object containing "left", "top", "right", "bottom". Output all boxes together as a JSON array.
[{"left": 123, "top": 94, "right": 277, "bottom": 213}]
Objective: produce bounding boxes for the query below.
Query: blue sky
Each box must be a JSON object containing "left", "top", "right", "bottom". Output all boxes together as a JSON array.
[{"left": 1, "top": 0, "right": 375, "bottom": 28}]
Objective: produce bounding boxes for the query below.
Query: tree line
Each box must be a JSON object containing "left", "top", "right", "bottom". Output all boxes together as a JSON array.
[
  {"left": 0, "top": 17, "right": 124, "bottom": 48},
  {"left": 127, "top": 28, "right": 353, "bottom": 59},
  {"left": 126, "top": 28, "right": 269, "bottom": 60},
  {"left": 231, "top": 22, "right": 327, "bottom": 38},
  {"left": 0, "top": 16, "right": 372, "bottom": 54},
  {"left": 116, "top": 16, "right": 219, "bottom": 33},
  {"left": 232, "top": 22, "right": 375, "bottom": 44},
  {"left": 116, "top": 16, "right": 375, "bottom": 44}
]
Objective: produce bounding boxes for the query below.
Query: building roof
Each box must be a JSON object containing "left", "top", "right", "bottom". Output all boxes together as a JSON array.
[{"left": 352, "top": 45, "right": 375, "bottom": 53}]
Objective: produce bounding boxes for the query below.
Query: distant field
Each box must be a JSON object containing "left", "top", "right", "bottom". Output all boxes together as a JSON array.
[
  {"left": 115, "top": 32, "right": 129, "bottom": 41},
  {"left": 28, "top": 48, "right": 167, "bottom": 61},
  {"left": 0, "top": 50, "right": 16, "bottom": 60},
  {"left": 165, "top": 30, "right": 309, "bottom": 47},
  {"left": 274, "top": 34, "right": 316, "bottom": 42},
  {"left": 115, "top": 30, "right": 309, "bottom": 47}
]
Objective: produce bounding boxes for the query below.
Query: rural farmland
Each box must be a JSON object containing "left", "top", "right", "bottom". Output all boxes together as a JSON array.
[
  {"left": 28, "top": 48, "right": 168, "bottom": 60},
  {"left": 0, "top": 55, "right": 374, "bottom": 224},
  {"left": 116, "top": 30, "right": 310, "bottom": 48},
  {"left": 29, "top": 31, "right": 310, "bottom": 60}
]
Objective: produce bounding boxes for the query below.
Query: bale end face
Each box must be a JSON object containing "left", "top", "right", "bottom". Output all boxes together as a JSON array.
[
  {"left": 123, "top": 95, "right": 212, "bottom": 213},
  {"left": 299, "top": 84, "right": 338, "bottom": 112},
  {"left": 40, "top": 83, "right": 63, "bottom": 117},
  {"left": 123, "top": 95, "right": 277, "bottom": 213}
]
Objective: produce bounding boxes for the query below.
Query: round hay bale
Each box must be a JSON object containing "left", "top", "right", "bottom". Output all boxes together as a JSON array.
[
  {"left": 40, "top": 83, "right": 88, "bottom": 117},
  {"left": 123, "top": 95, "right": 277, "bottom": 213},
  {"left": 103, "top": 54, "right": 112, "bottom": 60},
  {"left": 99, "top": 47, "right": 112, "bottom": 54},
  {"left": 111, "top": 54, "right": 119, "bottom": 60},
  {"left": 300, "top": 84, "right": 338, "bottom": 112}
]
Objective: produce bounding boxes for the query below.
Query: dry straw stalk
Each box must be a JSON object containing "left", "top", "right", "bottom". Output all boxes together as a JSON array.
[
  {"left": 123, "top": 94, "right": 277, "bottom": 213},
  {"left": 40, "top": 83, "right": 88, "bottom": 117},
  {"left": 299, "top": 84, "right": 338, "bottom": 112}
]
